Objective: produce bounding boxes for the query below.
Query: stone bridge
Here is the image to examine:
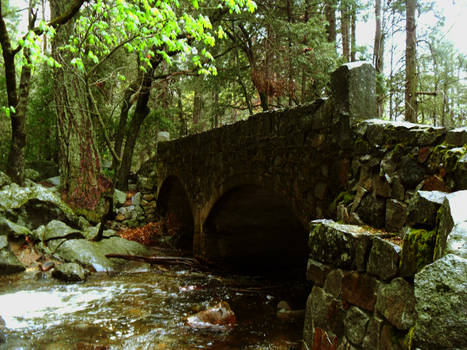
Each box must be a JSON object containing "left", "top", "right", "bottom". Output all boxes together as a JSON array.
[{"left": 154, "top": 62, "right": 377, "bottom": 271}]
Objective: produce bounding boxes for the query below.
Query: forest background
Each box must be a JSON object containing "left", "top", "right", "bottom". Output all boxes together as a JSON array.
[{"left": 0, "top": 0, "right": 465, "bottom": 219}]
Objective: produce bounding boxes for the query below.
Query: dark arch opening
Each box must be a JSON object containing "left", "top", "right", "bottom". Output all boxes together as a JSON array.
[
  {"left": 157, "top": 176, "right": 194, "bottom": 251},
  {"left": 203, "top": 185, "right": 308, "bottom": 275}
]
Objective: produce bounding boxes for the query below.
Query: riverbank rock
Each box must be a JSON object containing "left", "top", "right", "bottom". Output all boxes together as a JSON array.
[
  {"left": 51, "top": 236, "right": 149, "bottom": 272},
  {"left": 186, "top": 301, "right": 236, "bottom": 329},
  {"left": 52, "top": 262, "right": 87, "bottom": 282},
  {"left": 412, "top": 254, "right": 467, "bottom": 349},
  {"left": 0, "top": 236, "right": 25, "bottom": 275},
  {"left": 0, "top": 171, "right": 11, "bottom": 189},
  {"left": 0, "top": 217, "right": 32, "bottom": 238},
  {"left": 0, "top": 182, "right": 79, "bottom": 229}
]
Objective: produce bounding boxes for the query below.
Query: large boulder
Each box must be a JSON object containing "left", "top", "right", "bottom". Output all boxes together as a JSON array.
[
  {"left": 51, "top": 236, "right": 149, "bottom": 272},
  {"left": 0, "top": 182, "right": 79, "bottom": 229},
  {"left": 0, "top": 236, "right": 25, "bottom": 275},
  {"left": 34, "top": 220, "right": 84, "bottom": 242},
  {"left": 0, "top": 217, "right": 32, "bottom": 237},
  {"left": 413, "top": 254, "right": 467, "bottom": 349}
]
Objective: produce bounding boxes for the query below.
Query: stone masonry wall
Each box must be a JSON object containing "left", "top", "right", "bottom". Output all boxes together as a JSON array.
[{"left": 303, "top": 123, "right": 467, "bottom": 350}]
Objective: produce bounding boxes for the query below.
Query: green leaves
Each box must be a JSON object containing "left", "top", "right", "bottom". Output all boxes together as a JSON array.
[
  {"left": 1, "top": 105, "right": 15, "bottom": 118},
  {"left": 63, "top": 0, "right": 256, "bottom": 77}
]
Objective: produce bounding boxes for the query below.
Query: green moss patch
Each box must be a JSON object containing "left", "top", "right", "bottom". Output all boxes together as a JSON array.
[{"left": 399, "top": 228, "right": 436, "bottom": 277}]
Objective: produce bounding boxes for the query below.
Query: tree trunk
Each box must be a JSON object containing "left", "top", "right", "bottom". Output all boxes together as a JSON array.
[
  {"left": 193, "top": 90, "right": 203, "bottom": 126},
  {"left": 324, "top": 0, "right": 337, "bottom": 47},
  {"left": 405, "top": 0, "right": 417, "bottom": 123},
  {"left": 112, "top": 78, "right": 140, "bottom": 171},
  {"left": 0, "top": 3, "right": 35, "bottom": 185},
  {"left": 350, "top": 2, "right": 356, "bottom": 62},
  {"left": 51, "top": 0, "right": 105, "bottom": 210},
  {"left": 374, "top": 0, "right": 385, "bottom": 117},
  {"left": 341, "top": 0, "right": 350, "bottom": 62},
  {"left": 176, "top": 86, "right": 187, "bottom": 136},
  {"left": 117, "top": 55, "right": 162, "bottom": 190}
]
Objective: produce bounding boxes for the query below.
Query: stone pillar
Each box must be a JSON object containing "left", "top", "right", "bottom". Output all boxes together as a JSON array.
[{"left": 331, "top": 62, "right": 376, "bottom": 121}]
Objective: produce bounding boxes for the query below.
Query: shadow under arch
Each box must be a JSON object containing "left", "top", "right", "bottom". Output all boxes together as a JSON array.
[
  {"left": 203, "top": 185, "right": 308, "bottom": 274},
  {"left": 157, "top": 175, "right": 194, "bottom": 251}
]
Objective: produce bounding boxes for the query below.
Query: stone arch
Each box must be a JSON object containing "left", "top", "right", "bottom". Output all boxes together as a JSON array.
[
  {"left": 202, "top": 184, "right": 308, "bottom": 273},
  {"left": 156, "top": 175, "right": 194, "bottom": 251}
]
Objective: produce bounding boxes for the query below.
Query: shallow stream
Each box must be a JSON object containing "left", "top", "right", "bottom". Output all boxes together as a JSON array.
[{"left": 0, "top": 264, "right": 307, "bottom": 350}]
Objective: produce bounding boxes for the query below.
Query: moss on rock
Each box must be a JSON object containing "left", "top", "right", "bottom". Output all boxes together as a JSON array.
[{"left": 399, "top": 228, "right": 436, "bottom": 277}]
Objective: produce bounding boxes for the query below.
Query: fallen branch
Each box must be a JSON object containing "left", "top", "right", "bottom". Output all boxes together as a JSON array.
[{"left": 105, "top": 253, "right": 199, "bottom": 267}]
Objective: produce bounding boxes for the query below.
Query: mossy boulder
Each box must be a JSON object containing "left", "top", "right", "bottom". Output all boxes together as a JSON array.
[
  {"left": 0, "top": 217, "right": 32, "bottom": 238},
  {"left": 0, "top": 236, "right": 25, "bottom": 275},
  {"left": 399, "top": 228, "right": 436, "bottom": 277},
  {"left": 52, "top": 262, "right": 87, "bottom": 282},
  {"left": 52, "top": 236, "right": 149, "bottom": 272},
  {"left": 0, "top": 182, "right": 79, "bottom": 229}
]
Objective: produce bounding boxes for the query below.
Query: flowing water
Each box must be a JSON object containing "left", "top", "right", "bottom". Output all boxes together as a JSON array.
[{"left": 0, "top": 263, "right": 308, "bottom": 350}]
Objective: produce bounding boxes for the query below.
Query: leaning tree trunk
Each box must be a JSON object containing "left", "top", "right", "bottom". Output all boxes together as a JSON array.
[
  {"left": 117, "top": 55, "right": 162, "bottom": 191},
  {"left": 51, "top": 0, "right": 105, "bottom": 211},
  {"left": 405, "top": 0, "right": 417, "bottom": 123}
]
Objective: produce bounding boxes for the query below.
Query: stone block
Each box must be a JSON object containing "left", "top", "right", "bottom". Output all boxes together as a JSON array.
[
  {"left": 446, "top": 127, "right": 467, "bottom": 146},
  {"left": 356, "top": 194, "right": 386, "bottom": 228},
  {"left": 385, "top": 199, "right": 407, "bottom": 233},
  {"left": 361, "top": 315, "right": 384, "bottom": 350},
  {"left": 434, "top": 190, "right": 467, "bottom": 260},
  {"left": 367, "top": 236, "right": 400, "bottom": 281},
  {"left": 413, "top": 254, "right": 467, "bottom": 349},
  {"left": 455, "top": 153, "right": 467, "bottom": 190},
  {"left": 306, "top": 258, "right": 331, "bottom": 286},
  {"left": 309, "top": 286, "right": 345, "bottom": 340},
  {"left": 375, "top": 278, "right": 416, "bottom": 331},
  {"left": 406, "top": 190, "right": 447, "bottom": 228},
  {"left": 344, "top": 306, "right": 370, "bottom": 346},
  {"left": 342, "top": 271, "right": 379, "bottom": 312},
  {"left": 399, "top": 157, "right": 425, "bottom": 189},
  {"left": 309, "top": 220, "right": 372, "bottom": 269},
  {"left": 380, "top": 324, "right": 404, "bottom": 350},
  {"left": 324, "top": 269, "right": 344, "bottom": 299},
  {"left": 399, "top": 228, "right": 436, "bottom": 277},
  {"left": 331, "top": 62, "right": 376, "bottom": 120}
]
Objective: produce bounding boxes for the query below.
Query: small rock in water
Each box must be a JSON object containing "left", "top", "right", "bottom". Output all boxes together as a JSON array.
[
  {"left": 276, "top": 300, "right": 305, "bottom": 322},
  {"left": 186, "top": 301, "right": 236, "bottom": 329},
  {"left": 52, "top": 262, "right": 87, "bottom": 282},
  {"left": 39, "top": 261, "right": 55, "bottom": 272}
]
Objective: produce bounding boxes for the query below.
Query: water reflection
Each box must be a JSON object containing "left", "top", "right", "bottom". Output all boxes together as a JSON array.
[{"left": 0, "top": 268, "right": 306, "bottom": 349}]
